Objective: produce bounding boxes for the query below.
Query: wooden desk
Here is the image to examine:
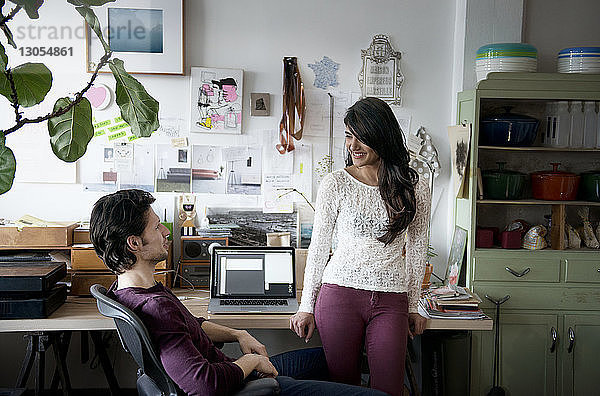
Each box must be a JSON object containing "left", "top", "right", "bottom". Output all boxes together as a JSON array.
[{"left": 0, "top": 289, "right": 492, "bottom": 333}]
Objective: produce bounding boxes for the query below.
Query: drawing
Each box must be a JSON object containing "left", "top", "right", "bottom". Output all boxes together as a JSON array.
[
  {"left": 448, "top": 124, "right": 471, "bottom": 198},
  {"left": 250, "top": 93, "right": 270, "bottom": 116},
  {"left": 445, "top": 225, "right": 468, "bottom": 287},
  {"left": 190, "top": 67, "right": 243, "bottom": 134}
]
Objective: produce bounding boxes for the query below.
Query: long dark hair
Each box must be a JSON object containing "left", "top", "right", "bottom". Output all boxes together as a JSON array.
[
  {"left": 89, "top": 189, "right": 156, "bottom": 274},
  {"left": 344, "top": 97, "right": 418, "bottom": 244}
]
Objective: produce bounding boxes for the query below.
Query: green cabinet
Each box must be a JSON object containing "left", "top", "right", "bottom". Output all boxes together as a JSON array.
[{"left": 457, "top": 73, "right": 600, "bottom": 396}]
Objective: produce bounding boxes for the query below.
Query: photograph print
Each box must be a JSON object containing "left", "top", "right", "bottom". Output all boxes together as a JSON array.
[{"left": 190, "top": 67, "right": 244, "bottom": 134}]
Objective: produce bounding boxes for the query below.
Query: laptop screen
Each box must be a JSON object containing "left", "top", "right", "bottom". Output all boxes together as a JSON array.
[{"left": 211, "top": 246, "right": 296, "bottom": 298}]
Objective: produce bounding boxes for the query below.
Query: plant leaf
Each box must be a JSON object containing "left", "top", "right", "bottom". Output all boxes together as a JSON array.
[
  {"left": 48, "top": 97, "right": 94, "bottom": 162},
  {"left": 0, "top": 63, "right": 52, "bottom": 107},
  {"left": 0, "top": 144, "right": 16, "bottom": 195},
  {"left": 8, "top": 0, "right": 43, "bottom": 19},
  {"left": 75, "top": 6, "right": 109, "bottom": 52},
  {"left": 109, "top": 58, "right": 159, "bottom": 138},
  {"left": 0, "top": 42, "right": 8, "bottom": 70},
  {"left": 0, "top": 24, "right": 16, "bottom": 48},
  {"left": 67, "top": 0, "right": 115, "bottom": 6}
]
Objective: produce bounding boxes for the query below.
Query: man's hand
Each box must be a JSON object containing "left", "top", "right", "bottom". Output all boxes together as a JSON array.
[
  {"left": 236, "top": 330, "right": 268, "bottom": 357},
  {"left": 408, "top": 312, "right": 427, "bottom": 338},
  {"left": 289, "top": 312, "right": 315, "bottom": 342},
  {"left": 233, "top": 354, "right": 278, "bottom": 379}
]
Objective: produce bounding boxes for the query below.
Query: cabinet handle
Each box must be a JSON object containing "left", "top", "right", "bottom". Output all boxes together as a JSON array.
[
  {"left": 505, "top": 266, "right": 531, "bottom": 277},
  {"left": 550, "top": 327, "right": 557, "bottom": 353},
  {"left": 568, "top": 327, "right": 575, "bottom": 353}
]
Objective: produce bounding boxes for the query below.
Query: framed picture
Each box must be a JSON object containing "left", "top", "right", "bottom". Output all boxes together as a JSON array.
[
  {"left": 445, "top": 225, "right": 468, "bottom": 287},
  {"left": 250, "top": 93, "right": 270, "bottom": 116},
  {"left": 190, "top": 66, "right": 244, "bottom": 134},
  {"left": 358, "top": 34, "right": 404, "bottom": 105},
  {"left": 85, "top": 0, "right": 184, "bottom": 75}
]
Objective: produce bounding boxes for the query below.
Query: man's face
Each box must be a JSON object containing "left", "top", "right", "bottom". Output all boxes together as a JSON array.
[{"left": 138, "top": 208, "right": 170, "bottom": 264}]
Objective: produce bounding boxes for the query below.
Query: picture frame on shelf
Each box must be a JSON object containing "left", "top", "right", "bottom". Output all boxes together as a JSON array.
[
  {"left": 190, "top": 66, "right": 244, "bottom": 134},
  {"left": 85, "top": 0, "right": 184, "bottom": 75},
  {"left": 445, "top": 225, "right": 468, "bottom": 287}
]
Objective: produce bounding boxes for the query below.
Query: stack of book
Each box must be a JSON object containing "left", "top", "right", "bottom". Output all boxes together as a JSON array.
[
  {"left": 194, "top": 224, "right": 234, "bottom": 238},
  {"left": 419, "top": 285, "right": 487, "bottom": 320}
]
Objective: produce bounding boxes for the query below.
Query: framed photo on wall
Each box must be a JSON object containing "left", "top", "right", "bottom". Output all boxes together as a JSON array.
[
  {"left": 190, "top": 66, "right": 244, "bottom": 134},
  {"left": 85, "top": 0, "right": 184, "bottom": 75}
]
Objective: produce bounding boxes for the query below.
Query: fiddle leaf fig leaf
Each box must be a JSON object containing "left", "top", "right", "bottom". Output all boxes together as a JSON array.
[
  {"left": 0, "top": 42, "right": 8, "bottom": 71},
  {"left": 109, "top": 58, "right": 159, "bottom": 138},
  {"left": 48, "top": 97, "right": 94, "bottom": 162},
  {"left": 0, "top": 24, "right": 16, "bottom": 48},
  {"left": 68, "top": 0, "right": 115, "bottom": 6},
  {"left": 8, "top": 0, "right": 44, "bottom": 19},
  {"left": 0, "top": 144, "right": 16, "bottom": 195},
  {"left": 75, "top": 6, "right": 109, "bottom": 52},
  {"left": 0, "top": 63, "right": 52, "bottom": 107}
]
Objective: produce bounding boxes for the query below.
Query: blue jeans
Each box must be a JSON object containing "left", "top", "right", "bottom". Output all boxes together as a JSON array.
[{"left": 268, "top": 347, "right": 388, "bottom": 396}]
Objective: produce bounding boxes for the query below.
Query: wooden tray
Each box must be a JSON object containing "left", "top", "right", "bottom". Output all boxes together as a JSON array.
[{"left": 0, "top": 223, "right": 78, "bottom": 248}]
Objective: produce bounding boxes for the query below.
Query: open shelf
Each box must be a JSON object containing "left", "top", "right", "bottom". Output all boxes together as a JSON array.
[
  {"left": 479, "top": 146, "right": 600, "bottom": 152},
  {"left": 477, "top": 199, "right": 600, "bottom": 206}
]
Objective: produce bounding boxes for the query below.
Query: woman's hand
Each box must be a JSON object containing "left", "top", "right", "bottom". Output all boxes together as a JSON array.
[
  {"left": 289, "top": 312, "right": 315, "bottom": 342},
  {"left": 236, "top": 330, "right": 268, "bottom": 357},
  {"left": 408, "top": 312, "right": 427, "bottom": 337}
]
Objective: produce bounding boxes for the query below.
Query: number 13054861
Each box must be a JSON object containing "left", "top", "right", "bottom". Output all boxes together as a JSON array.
[{"left": 19, "top": 47, "right": 73, "bottom": 56}]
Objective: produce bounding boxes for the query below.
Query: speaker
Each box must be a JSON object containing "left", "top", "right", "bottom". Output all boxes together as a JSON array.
[{"left": 180, "top": 237, "right": 227, "bottom": 262}]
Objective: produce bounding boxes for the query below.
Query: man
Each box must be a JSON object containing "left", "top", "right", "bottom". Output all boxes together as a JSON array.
[{"left": 89, "top": 189, "right": 387, "bottom": 396}]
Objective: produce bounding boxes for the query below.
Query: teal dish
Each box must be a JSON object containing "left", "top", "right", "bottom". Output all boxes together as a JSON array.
[
  {"left": 580, "top": 172, "right": 600, "bottom": 202},
  {"left": 482, "top": 162, "right": 527, "bottom": 200}
]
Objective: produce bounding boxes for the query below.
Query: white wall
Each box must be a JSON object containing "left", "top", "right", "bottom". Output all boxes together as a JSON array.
[
  {"left": 523, "top": 0, "right": 600, "bottom": 72},
  {"left": 0, "top": 0, "right": 458, "bottom": 274}
]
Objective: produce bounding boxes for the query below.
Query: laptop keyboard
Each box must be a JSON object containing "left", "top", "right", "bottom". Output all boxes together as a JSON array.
[{"left": 220, "top": 299, "right": 288, "bottom": 306}]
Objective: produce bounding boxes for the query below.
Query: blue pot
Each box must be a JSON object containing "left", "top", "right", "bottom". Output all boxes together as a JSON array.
[{"left": 480, "top": 109, "right": 539, "bottom": 146}]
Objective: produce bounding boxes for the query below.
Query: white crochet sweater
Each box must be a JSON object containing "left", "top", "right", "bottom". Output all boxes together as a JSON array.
[{"left": 298, "top": 169, "right": 431, "bottom": 314}]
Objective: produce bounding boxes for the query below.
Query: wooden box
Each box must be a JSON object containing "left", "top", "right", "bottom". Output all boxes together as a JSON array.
[
  {"left": 70, "top": 272, "right": 167, "bottom": 296},
  {"left": 71, "top": 245, "right": 168, "bottom": 270},
  {"left": 73, "top": 228, "right": 91, "bottom": 244},
  {"left": 0, "top": 223, "right": 78, "bottom": 248}
]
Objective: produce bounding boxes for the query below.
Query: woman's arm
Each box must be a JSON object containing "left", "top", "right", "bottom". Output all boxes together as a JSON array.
[
  {"left": 297, "top": 173, "right": 341, "bottom": 313},
  {"left": 405, "top": 177, "right": 432, "bottom": 313}
]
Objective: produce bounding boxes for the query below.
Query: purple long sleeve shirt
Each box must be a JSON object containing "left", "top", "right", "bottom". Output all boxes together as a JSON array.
[{"left": 109, "top": 282, "right": 244, "bottom": 396}]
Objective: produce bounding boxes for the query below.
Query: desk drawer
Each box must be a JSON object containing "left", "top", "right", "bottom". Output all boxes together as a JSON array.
[
  {"left": 474, "top": 283, "right": 600, "bottom": 311},
  {"left": 565, "top": 259, "right": 600, "bottom": 283},
  {"left": 473, "top": 257, "right": 560, "bottom": 282}
]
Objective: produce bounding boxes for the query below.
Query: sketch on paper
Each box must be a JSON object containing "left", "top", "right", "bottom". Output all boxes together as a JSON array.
[
  {"left": 155, "top": 144, "right": 190, "bottom": 193},
  {"left": 223, "top": 146, "right": 262, "bottom": 195},
  {"left": 191, "top": 145, "right": 226, "bottom": 194},
  {"left": 80, "top": 144, "right": 118, "bottom": 193},
  {"left": 120, "top": 144, "right": 155, "bottom": 192},
  {"left": 190, "top": 67, "right": 243, "bottom": 134}
]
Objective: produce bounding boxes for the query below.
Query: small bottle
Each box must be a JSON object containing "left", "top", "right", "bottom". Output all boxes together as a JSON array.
[
  {"left": 583, "top": 101, "right": 597, "bottom": 148},
  {"left": 543, "top": 102, "right": 556, "bottom": 147},
  {"left": 569, "top": 101, "right": 584, "bottom": 148},
  {"left": 555, "top": 101, "right": 571, "bottom": 148}
]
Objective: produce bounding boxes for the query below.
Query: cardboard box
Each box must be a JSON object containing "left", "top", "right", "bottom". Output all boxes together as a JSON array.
[
  {"left": 0, "top": 223, "right": 78, "bottom": 248},
  {"left": 295, "top": 248, "right": 308, "bottom": 291},
  {"left": 70, "top": 272, "right": 167, "bottom": 296}
]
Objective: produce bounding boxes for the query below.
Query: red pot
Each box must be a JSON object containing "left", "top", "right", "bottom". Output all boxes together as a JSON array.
[{"left": 531, "top": 162, "right": 580, "bottom": 200}]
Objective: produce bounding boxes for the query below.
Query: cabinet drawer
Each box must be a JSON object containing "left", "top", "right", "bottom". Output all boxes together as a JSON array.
[
  {"left": 474, "top": 284, "right": 600, "bottom": 311},
  {"left": 565, "top": 259, "right": 600, "bottom": 284},
  {"left": 474, "top": 257, "right": 560, "bottom": 282}
]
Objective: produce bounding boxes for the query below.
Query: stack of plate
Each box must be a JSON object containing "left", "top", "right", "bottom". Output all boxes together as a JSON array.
[
  {"left": 475, "top": 43, "right": 537, "bottom": 82},
  {"left": 557, "top": 47, "right": 600, "bottom": 73}
]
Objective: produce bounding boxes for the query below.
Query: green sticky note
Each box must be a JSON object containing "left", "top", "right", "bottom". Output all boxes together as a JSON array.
[
  {"left": 114, "top": 116, "right": 123, "bottom": 123},
  {"left": 93, "top": 120, "right": 111, "bottom": 130},
  {"left": 108, "top": 123, "right": 129, "bottom": 132},
  {"left": 94, "top": 129, "right": 106, "bottom": 137},
  {"left": 128, "top": 134, "right": 139, "bottom": 142},
  {"left": 108, "top": 131, "right": 126, "bottom": 141}
]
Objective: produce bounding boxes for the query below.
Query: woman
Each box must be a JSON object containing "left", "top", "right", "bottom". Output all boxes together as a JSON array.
[{"left": 290, "top": 97, "right": 430, "bottom": 396}]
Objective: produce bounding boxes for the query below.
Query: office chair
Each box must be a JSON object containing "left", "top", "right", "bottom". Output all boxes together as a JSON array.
[{"left": 90, "top": 284, "right": 280, "bottom": 396}]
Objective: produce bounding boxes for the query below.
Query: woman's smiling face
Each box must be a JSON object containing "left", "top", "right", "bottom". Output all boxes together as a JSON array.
[{"left": 345, "top": 128, "right": 380, "bottom": 168}]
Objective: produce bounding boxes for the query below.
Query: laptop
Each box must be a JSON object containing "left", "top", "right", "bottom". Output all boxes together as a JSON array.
[{"left": 207, "top": 246, "right": 299, "bottom": 314}]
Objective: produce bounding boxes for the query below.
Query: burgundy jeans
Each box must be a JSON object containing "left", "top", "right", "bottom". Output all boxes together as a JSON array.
[{"left": 315, "top": 283, "right": 408, "bottom": 396}]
